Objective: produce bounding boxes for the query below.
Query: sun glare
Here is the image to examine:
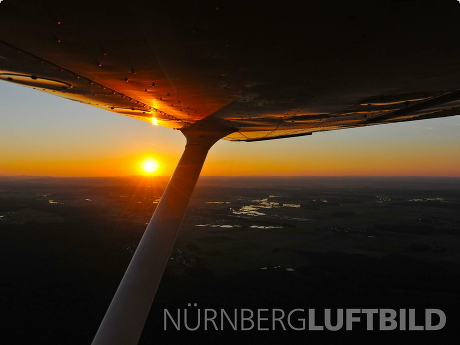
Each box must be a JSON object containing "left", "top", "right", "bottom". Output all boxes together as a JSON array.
[{"left": 141, "top": 158, "right": 159, "bottom": 174}]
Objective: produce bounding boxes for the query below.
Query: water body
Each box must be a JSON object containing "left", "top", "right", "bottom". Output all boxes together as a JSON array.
[
  {"left": 195, "top": 224, "right": 242, "bottom": 228},
  {"left": 230, "top": 197, "right": 309, "bottom": 221}
]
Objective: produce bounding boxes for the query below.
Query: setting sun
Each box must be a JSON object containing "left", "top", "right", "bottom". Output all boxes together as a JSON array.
[{"left": 141, "top": 158, "right": 159, "bottom": 174}]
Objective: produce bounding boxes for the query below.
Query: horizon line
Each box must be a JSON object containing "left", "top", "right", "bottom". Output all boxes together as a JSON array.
[{"left": 1, "top": 175, "right": 460, "bottom": 179}]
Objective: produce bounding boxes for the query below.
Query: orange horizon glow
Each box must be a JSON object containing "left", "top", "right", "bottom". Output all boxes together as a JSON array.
[
  {"left": 1, "top": 138, "right": 460, "bottom": 177},
  {"left": 1, "top": 150, "right": 460, "bottom": 177}
]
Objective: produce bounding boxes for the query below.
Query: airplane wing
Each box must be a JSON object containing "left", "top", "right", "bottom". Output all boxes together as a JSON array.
[{"left": 1, "top": 0, "right": 459, "bottom": 141}]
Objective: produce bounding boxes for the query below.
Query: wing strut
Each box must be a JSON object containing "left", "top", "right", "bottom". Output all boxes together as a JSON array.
[{"left": 92, "top": 119, "right": 235, "bottom": 345}]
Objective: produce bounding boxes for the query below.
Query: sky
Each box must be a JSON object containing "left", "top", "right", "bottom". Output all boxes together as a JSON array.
[{"left": 1, "top": 81, "right": 459, "bottom": 177}]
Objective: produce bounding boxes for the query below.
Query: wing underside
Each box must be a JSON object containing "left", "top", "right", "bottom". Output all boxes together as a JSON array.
[{"left": 1, "top": 0, "right": 459, "bottom": 141}]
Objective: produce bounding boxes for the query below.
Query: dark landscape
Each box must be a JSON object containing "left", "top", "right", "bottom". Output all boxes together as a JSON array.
[{"left": 2, "top": 176, "right": 460, "bottom": 344}]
